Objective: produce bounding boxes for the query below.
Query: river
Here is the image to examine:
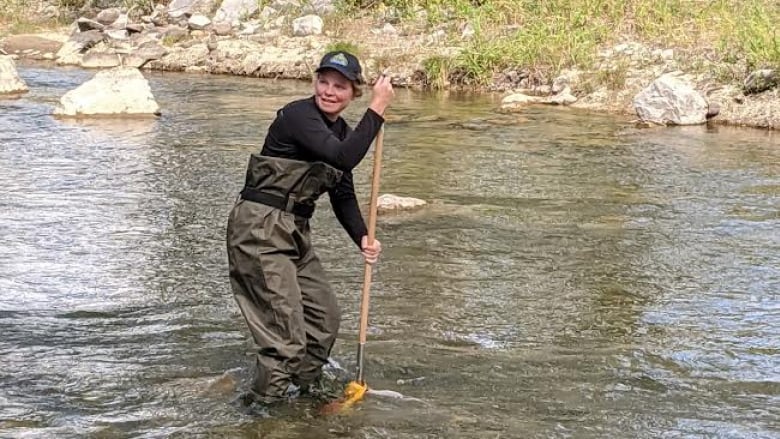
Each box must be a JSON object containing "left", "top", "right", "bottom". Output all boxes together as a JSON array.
[{"left": 1, "top": 65, "right": 778, "bottom": 438}]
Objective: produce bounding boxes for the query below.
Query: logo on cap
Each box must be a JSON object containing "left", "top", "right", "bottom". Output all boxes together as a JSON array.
[{"left": 329, "top": 53, "right": 349, "bottom": 67}]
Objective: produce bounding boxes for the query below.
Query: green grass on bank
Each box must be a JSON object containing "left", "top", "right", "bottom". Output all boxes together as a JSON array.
[
  {"left": 343, "top": 0, "right": 780, "bottom": 87},
  {"left": 3, "top": 0, "right": 778, "bottom": 89}
]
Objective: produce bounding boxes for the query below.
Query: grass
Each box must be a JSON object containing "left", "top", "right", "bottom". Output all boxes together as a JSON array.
[
  {"left": 356, "top": 0, "right": 780, "bottom": 87},
  {"left": 3, "top": 0, "right": 778, "bottom": 89}
]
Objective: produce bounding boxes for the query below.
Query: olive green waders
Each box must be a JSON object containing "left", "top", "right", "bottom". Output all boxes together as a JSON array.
[{"left": 226, "top": 154, "right": 343, "bottom": 401}]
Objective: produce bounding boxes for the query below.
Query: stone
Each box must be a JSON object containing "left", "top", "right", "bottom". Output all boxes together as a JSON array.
[
  {"left": 77, "top": 17, "right": 105, "bottom": 32},
  {"left": 188, "top": 14, "right": 212, "bottom": 30},
  {"left": 633, "top": 74, "right": 709, "bottom": 125},
  {"left": 105, "top": 29, "right": 129, "bottom": 40},
  {"left": 500, "top": 92, "right": 542, "bottom": 108},
  {"left": 744, "top": 69, "right": 778, "bottom": 94},
  {"left": 0, "top": 55, "right": 28, "bottom": 95},
  {"left": 377, "top": 194, "right": 427, "bottom": 213},
  {"left": 80, "top": 52, "right": 122, "bottom": 68},
  {"left": 213, "top": 0, "right": 258, "bottom": 25},
  {"left": 706, "top": 102, "right": 720, "bottom": 120},
  {"left": 545, "top": 86, "right": 577, "bottom": 105},
  {"left": 461, "top": 22, "right": 475, "bottom": 39},
  {"left": 125, "top": 23, "right": 145, "bottom": 33},
  {"left": 212, "top": 21, "right": 233, "bottom": 35},
  {"left": 55, "top": 30, "right": 106, "bottom": 66},
  {"left": 120, "top": 44, "right": 168, "bottom": 68},
  {"left": 552, "top": 68, "right": 581, "bottom": 94},
  {"left": 108, "top": 14, "right": 129, "bottom": 30},
  {"left": 53, "top": 67, "right": 161, "bottom": 117},
  {"left": 382, "top": 23, "right": 397, "bottom": 35},
  {"left": 292, "top": 15, "right": 323, "bottom": 36},
  {"left": 96, "top": 8, "right": 121, "bottom": 25},
  {"left": 305, "top": 0, "right": 335, "bottom": 15},
  {"left": 168, "top": 0, "right": 197, "bottom": 18}
]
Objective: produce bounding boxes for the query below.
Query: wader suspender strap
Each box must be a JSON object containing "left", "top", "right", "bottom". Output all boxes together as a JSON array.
[{"left": 240, "top": 187, "right": 316, "bottom": 218}]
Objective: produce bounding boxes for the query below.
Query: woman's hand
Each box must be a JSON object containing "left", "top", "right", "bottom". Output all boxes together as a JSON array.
[
  {"left": 369, "top": 73, "right": 394, "bottom": 116},
  {"left": 361, "top": 236, "right": 382, "bottom": 265}
]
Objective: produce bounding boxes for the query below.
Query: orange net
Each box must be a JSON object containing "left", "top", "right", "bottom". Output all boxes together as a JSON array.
[{"left": 319, "top": 381, "right": 368, "bottom": 415}]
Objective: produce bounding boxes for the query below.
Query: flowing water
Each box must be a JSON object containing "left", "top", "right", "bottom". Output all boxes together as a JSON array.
[{"left": 1, "top": 65, "right": 778, "bottom": 439}]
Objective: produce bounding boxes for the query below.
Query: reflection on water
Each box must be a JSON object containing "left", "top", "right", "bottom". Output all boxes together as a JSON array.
[{"left": 1, "top": 64, "right": 778, "bottom": 438}]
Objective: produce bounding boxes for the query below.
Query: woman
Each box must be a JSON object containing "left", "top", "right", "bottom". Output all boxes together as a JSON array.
[{"left": 226, "top": 51, "right": 394, "bottom": 404}]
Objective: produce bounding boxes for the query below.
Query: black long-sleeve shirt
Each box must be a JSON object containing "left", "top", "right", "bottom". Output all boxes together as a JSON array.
[{"left": 260, "top": 96, "right": 385, "bottom": 246}]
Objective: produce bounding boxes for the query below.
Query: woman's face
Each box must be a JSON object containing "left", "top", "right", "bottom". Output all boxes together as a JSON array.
[{"left": 314, "top": 69, "right": 355, "bottom": 120}]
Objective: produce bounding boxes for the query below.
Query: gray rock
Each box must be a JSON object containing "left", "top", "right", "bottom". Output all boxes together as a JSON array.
[
  {"left": 77, "top": 17, "right": 105, "bottom": 32},
  {"left": 212, "top": 21, "right": 233, "bottom": 35},
  {"left": 0, "top": 55, "right": 29, "bottom": 95},
  {"left": 744, "top": 69, "right": 778, "bottom": 94},
  {"left": 706, "top": 102, "right": 720, "bottom": 120},
  {"left": 162, "top": 26, "right": 189, "bottom": 41},
  {"left": 304, "top": 0, "right": 335, "bottom": 15},
  {"left": 377, "top": 194, "right": 427, "bottom": 213},
  {"left": 552, "top": 69, "right": 581, "bottom": 94},
  {"left": 292, "top": 15, "right": 323, "bottom": 36},
  {"left": 121, "top": 44, "right": 169, "bottom": 68},
  {"left": 96, "top": 8, "right": 121, "bottom": 25},
  {"left": 108, "top": 14, "right": 129, "bottom": 30},
  {"left": 188, "top": 14, "right": 212, "bottom": 30},
  {"left": 125, "top": 23, "right": 145, "bottom": 33},
  {"left": 211, "top": 23, "right": 233, "bottom": 37},
  {"left": 633, "top": 74, "right": 709, "bottom": 125},
  {"left": 213, "top": 0, "right": 258, "bottom": 25},
  {"left": 545, "top": 86, "right": 577, "bottom": 105},
  {"left": 500, "top": 92, "right": 543, "bottom": 111},
  {"left": 271, "top": 0, "right": 300, "bottom": 11},
  {"left": 80, "top": 52, "right": 122, "bottom": 68},
  {"left": 461, "top": 22, "right": 475, "bottom": 39},
  {"left": 56, "top": 30, "right": 106, "bottom": 65},
  {"left": 168, "top": 0, "right": 198, "bottom": 18},
  {"left": 105, "top": 30, "right": 129, "bottom": 40}
]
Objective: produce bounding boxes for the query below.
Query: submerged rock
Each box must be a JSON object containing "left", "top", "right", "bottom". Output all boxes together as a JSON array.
[
  {"left": 54, "top": 67, "right": 160, "bottom": 117},
  {"left": 0, "top": 55, "right": 28, "bottom": 95},
  {"left": 500, "top": 92, "right": 543, "bottom": 110},
  {"left": 377, "top": 194, "right": 427, "bottom": 213}
]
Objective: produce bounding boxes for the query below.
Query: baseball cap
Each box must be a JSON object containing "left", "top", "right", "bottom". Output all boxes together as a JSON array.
[{"left": 315, "top": 51, "right": 365, "bottom": 85}]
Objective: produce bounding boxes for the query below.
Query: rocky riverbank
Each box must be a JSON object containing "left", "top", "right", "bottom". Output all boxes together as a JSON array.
[{"left": 1, "top": 0, "right": 778, "bottom": 129}]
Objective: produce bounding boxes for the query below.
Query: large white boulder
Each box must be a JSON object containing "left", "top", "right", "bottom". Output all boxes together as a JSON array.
[
  {"left": 54, "top": 67, "right": 160, "bottom": 117},
  {"left": 633, "top": 74, "right": 709, "bottom": 125},
  {"left": 0, "top": 55, "right": 28, "bottom": 95}
]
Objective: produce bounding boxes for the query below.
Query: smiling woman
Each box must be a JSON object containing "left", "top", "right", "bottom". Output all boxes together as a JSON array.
[{"left": 225, "top": 50, "right": 394, "bottom": 407}]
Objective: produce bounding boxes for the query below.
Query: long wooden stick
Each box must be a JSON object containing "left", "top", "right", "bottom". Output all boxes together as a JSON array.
[{"left": 355, "top": 125, "right": 384, "bottom": 384}]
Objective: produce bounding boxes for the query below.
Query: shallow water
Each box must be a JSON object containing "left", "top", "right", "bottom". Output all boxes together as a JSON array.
[{"left": 1, "top": 64, "right": 778, "bottom": 438}]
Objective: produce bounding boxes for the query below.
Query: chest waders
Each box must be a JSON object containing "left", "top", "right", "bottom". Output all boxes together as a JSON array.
[{"left": 226, "top": 154, "right": 343, "bottom": 402}]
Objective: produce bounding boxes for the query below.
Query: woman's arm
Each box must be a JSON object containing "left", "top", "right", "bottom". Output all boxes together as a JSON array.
[{"left": 329, "top": 171, "right": 367, "bottom": 247}]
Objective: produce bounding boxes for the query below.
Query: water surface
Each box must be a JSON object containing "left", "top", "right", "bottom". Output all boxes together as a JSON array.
[{"left": 1, "top": 64, "right": 778, "bottom": 438}]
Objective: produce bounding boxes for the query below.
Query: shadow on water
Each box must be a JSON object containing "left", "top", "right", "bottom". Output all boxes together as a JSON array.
[{"left": 1, "top": 65, "right": 778, "bottom": 438}]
